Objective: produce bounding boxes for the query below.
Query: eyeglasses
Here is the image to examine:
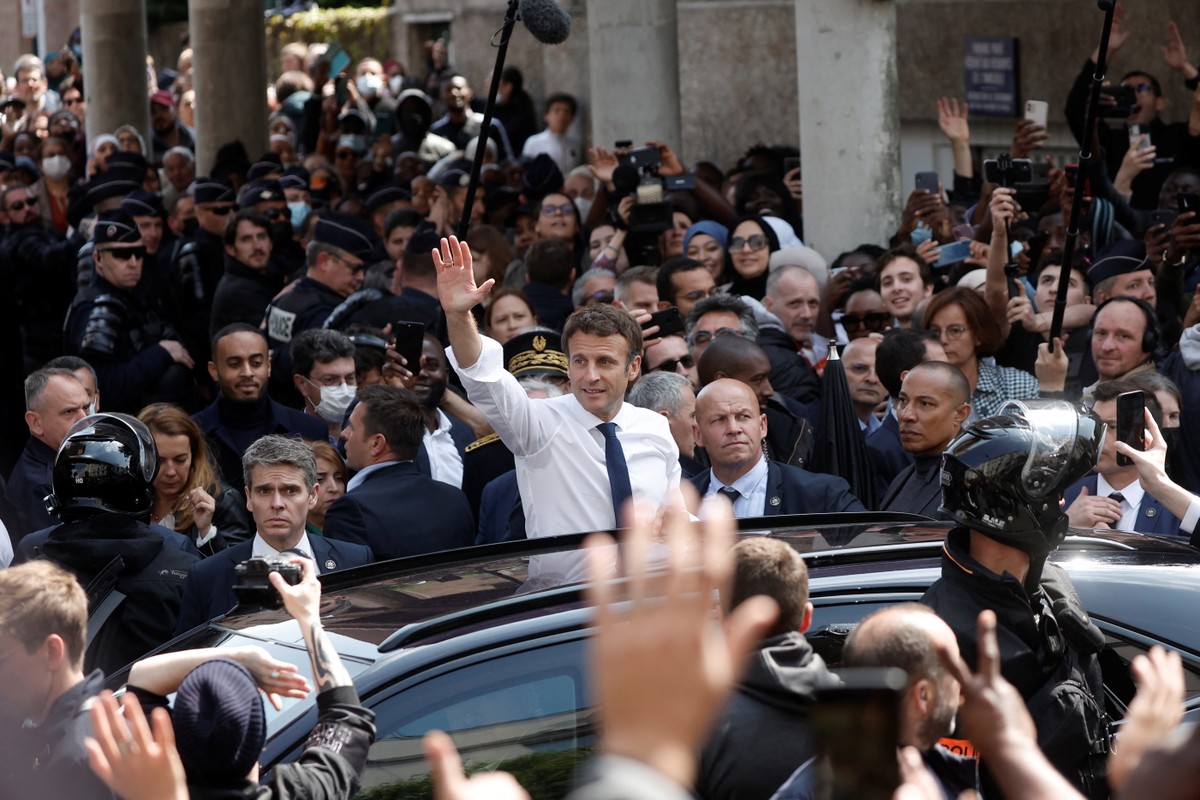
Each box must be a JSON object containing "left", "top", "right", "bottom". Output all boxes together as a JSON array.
[
  {"left": 653, "top": 354, "right": 695, "bottom": 373},
  {"left": 1123, "top": 81, "right": 1155, "bottom": 94},
  {"left": 63, "top": 96, "right": 83, "bottom": 106},
  {"left": 102, "top": 246, "right": 147, "bottom": 261},
  {"left": 928, "top": 323, "right": 969, "bottom": 341},
  {"left": 205, "top": 204, "right": 235, "bottom": 216},
  {"left": 333, "top": 254, "right": 366, "bottom": 274},
  {"left": 335, "top": 150, "right": 358, "bottom": 160},
  {"left": 841, "top": 311, "right": 891, "bottom": 331},
  {"left": 729, "top": 235, "right": 768, "bottom": 252},
  {"left": 540, "top": 202, "right": 574, "bottom": 218},
  {"left": 6, "top": 198, "right": 33, "bottom": 211},
  {"left": 688, "top": 327, "right": 748, "bottom": 347},
  {"left": 263, "top": 207, "right": 286, "bottom": 220}
]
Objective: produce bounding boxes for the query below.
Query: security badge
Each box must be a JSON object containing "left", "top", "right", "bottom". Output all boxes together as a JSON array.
[
  {"left": 769, "top": 497, "right": 781, "bottom": 507},
  {"left": 325, "top": 559, "right": 336, "bottom": 570},
  {"left": 1146, "top": 508, "right": 1156, "bottom": 517},
  {"left": 106, "top": 225, "right": 116, "bottom": 238}
]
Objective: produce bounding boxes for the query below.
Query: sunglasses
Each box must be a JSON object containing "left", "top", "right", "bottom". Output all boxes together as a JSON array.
[
  {"left": 1123, "top": 81, "right": 1155, "bottom": 94},
  {"left": 102, "top": 246, "right": 147, "bottom": 261},
  {"left": 335, "top": 150, "right": 358, "bottom": 160},
  {"left": 540, "top": 202, "right": 575, "bottom": 217},
  {"left": 6, "top": 198, "right": 34, "bottom": 211},
  {"left": 729, "top": 234, "right": 768, "bottom": 252},
  {"left": 64, "top": 97, "right": 83, "bottom": 106},
  {"left": 688, "top": 327, "right": 748, "bottom": 347},
  {"left": 841, "top": 311, "right": 891, "bottom": 331},
  {"left": 653, "top": 354, "right": 695, "bottom": 373},
  {"left": 206, "top": 204, "right": 235, "bottom": 216},
  {"left": 334, "top": 254, "right": 366, "bottom": 274},
  {"left": 263, "top": 207, "right": 286, "bottom": 220}
]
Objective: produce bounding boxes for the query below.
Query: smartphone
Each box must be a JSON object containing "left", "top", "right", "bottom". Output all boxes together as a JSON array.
[
  {"left": 1179, "top": 193, "right": 1200, "bottom": 214},
  {"left": 1116, "top": 390, "right": 1146, "bottom": 467},
  {"left": 1128, "top": 123, "right": 1152, "bottom": 150},
  {"left": 784, "top": 156, "right": 802, "bottom": 177},
  {"left": 1024, "top": 100, "right": 1049, "bottom": 128},
  {"left": 334, "top": 74, "right": 348, "bottom": 106},
  {"left": 914, "top": 171, "right": 939, "bottom": 195},
  {"left": 933, "top": 239, "right": 972, "bottom": 268},
  {"left": 812, "top": 668, "right": 906, "bottom": 800},
  {"left": 323, "top": 41, "right": 351, "bottom": 77},
  {"left": 642, "top": 307, "right": 686, "bottom": 339},
  {"left": 1149, "top": 209, "right": 1178, "bottom": 230},
  {"left": 391, "top": 321, "right": 426, "bottom": 376}
]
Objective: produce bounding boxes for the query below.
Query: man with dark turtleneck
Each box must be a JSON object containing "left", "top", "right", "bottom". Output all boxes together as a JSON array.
[
  {"left": 878, "top": 362, "right": 971, "bottom": 518},
  {"left": 192, "top": 324, "right": 328, "bottom": 494}
]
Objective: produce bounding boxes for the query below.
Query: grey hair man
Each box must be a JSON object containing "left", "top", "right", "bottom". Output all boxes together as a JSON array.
[
  {"left": 572, "top": 267, "right": 618, "bottom": 308},
  {"left": 685, "top": 294, "right": 759, "bottom": 361},
  {"left": 628, "top": 371, "right": 698, "bottom": 474},
  {"left": 173, "top": 434, "right": 374, "bottom": 634}
]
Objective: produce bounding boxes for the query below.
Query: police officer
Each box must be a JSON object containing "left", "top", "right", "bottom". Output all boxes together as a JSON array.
[
  {"left": 170, "top": 176, "right": 234, "bottom": 366},
  {"left": 64, "top": 210, "right": 195, "bottom": 412},
  {"left": 265, "top": 212, "right": 377, "bottom": 398},
  {"left": 921, "top": 400, "right": 1111, "bottom": 798},
  {"left": 236, "top": 177, "right": 305, "bottom": 276},
  {"left": 13, "top": 413, "right": 198, "bottom": 675}
]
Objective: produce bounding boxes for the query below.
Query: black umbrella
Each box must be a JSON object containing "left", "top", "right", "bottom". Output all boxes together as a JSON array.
[{"left": 813, "top": 344, "right": 875, "bottom": 509}]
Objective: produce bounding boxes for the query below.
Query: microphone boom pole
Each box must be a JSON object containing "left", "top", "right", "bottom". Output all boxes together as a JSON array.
[
  {"left": 1050, "top": 0, "right": 1117, "bottom": 348},
  {"left": 456, "top": 0, "right": 520, "bottom": 240}
]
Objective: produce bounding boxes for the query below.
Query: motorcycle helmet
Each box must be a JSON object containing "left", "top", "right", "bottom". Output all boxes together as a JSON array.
[
  {"left": 47, "top": 413, "right": 158, "bottom": 521},
  {"left": 939, "top": 400, "right": 1104, "bottom": 556}
]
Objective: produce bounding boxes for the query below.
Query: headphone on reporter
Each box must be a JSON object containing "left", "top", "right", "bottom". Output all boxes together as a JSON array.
[{"left": 1093, "top": 295, "right": 1160, "bottom": 357}]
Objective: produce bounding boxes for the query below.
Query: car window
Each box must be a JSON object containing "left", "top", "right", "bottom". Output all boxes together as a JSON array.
[
  {"left": 356, "top": 638, "right": 594, "bottom": 799},
  {"left": 1096, "top": 625, "right": 1200, "bottom": 719}
]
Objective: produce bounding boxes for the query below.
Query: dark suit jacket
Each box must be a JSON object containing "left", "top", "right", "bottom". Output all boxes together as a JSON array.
[
  {"left": 174, "top": 535, "right": 373, "bottom": 634},
  {"left": 193, "top": 396, "right": 329, "bottom": 493},
  {"left": 865, "top": 413, "right": 912, "bottom": 509},
  {"left": 1063, "top": 476, "right": 1183, "bottom": 536},
  {"left": 323, "top": 461, "right": 475, "bottom": 560},
  {"left": 879, "top": 459, "right": 948, "bottom": 520},
  {"left": 690, "top": 460, "right": 865, "bottom": 517},
  {"left": 5, "top": 437, "right": 57, "bottom": 538},
  {"left": 16, "top": 520, "right": 202, "bottom": 563}
]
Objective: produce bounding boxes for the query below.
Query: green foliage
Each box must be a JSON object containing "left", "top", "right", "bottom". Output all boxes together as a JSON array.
[
  {"left": 265, "top": 5, "right": 393, "bottom": 72},
  {"left": 146, "top": 0, "right": 188, "bottom": 26}
]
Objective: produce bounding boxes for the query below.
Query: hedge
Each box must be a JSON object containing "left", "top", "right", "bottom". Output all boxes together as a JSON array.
[{"left": 265, "top": 6, "right": 394, "bottom": 72}]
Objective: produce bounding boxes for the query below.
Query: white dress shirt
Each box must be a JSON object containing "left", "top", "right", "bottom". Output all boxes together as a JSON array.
[
  {"left": 704, "top": 455, "right": 769, "bottom": 518},
  {"left": 423, "top": 408, "right": 464, "bottom": 487},
  {"left": 252, "top": 531, "right": 322, "bottom": 574},
  {"left": 449, "top": 336, "right": 681, "bottom": 538},
  {"left": 346, "top": 459, "right": 397, "bottom": 493},
  {"left": 521, "top": 129, "right": 582, "bottom": 178},
  {"left": 1096, "top": 474, "right": 1145, "bottom": 532}
]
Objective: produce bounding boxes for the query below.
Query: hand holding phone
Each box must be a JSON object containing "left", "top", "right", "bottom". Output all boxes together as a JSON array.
[
  {"left": 1116, "top": 390, "right": 1146, "bottom": 467},
  {"left": 391, "top": 321, "right": 426, "bottom": 377}
]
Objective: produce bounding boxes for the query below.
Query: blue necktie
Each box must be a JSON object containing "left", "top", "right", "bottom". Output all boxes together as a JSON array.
[
  {"left": 597, "top": 422, "right": 632, "bottom": 525},
  {"left": 718, "top": 486, "right": 740, "bottom": 508}
]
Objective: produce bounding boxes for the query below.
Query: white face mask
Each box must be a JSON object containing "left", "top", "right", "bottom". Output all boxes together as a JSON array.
[
  {"left": 356, "top": 74, "right": 383, "bottom": 97},
  {"left": 312, "top": 382, "right": 356, "bottom": 424},
  {"left": 42, "top": 154, "right": 71, "bottom": 180},
  {"left": 573, "top": 196, "right": 592, "bottom": 221}
]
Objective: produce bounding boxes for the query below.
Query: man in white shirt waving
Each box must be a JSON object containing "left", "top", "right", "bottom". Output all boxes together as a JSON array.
[{"left": 436, "top": 235, "right": 681, "bottom": 546}]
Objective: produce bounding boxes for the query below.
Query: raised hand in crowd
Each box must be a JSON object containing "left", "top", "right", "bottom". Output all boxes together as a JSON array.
[
  {"left": 86, "top": 691, "right": 189, "bottom": 800},
  {"left": 1161, "top": 21, "right": 1198, "bottom": 82},
  {"left": 937, "top": 610, "right": 1086, "bottom": 800},
  {"left": 1035, "top": 337, "right": 1069, "bottom": 393},
  {"left": 936, "top": 97, "right": 973, "bottom": 179},
  {"left": 1010, "top": 118, "right": 1048, "bottom": 160},
  {"left": 1091, "top": 2, "right": 1129, "bottom": 64},
  {"left": 1144, "top": 215, "right": 1173, "bottom": 271},
  {"left": 1113, "top": 134, "right": 1156, "bottom": 201},
  {"left": 1165, "top": 209, "right": 1200, "bottom": 268},
  {"left": 1108, "top": 646, "right": 1185, "bottom": 793},
  {"left": 588, "top": 145, "right": 620, "bottom": 190}
]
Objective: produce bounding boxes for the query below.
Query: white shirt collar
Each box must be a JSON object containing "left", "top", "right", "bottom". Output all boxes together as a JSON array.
[
  {"left": 252, "top": 530, "right": 318, "bottom": 567},
  {"left": 346, "top": 458, "right": 400, "bottom": 493}
]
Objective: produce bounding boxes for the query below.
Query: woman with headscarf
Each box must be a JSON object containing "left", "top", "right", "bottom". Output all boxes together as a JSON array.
[{"left": 684, "top": 220, "right": 729, "bottom": 280}]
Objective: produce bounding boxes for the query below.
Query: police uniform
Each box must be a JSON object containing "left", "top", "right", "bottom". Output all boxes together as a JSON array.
[
  {"left": 64, "top": 210, "right": 193, "bottom": 412},
  {"left": 265, "top": 213, "right": 378, "bottom": 398},
  {"left": 169, "top": 177, "right": 234, "bottom": 367}
]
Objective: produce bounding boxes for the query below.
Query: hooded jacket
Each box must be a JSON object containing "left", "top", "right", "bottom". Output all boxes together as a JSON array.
[
  {"left": 37, "top": 515, "right": 197, "bottom": 674},
  {"left": 695, "top": 632, "right": 839, "bottom": 800}
]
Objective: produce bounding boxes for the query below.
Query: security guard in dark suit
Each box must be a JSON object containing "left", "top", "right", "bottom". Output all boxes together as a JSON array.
[
  {"left": 168, "top": 176, "right": 232, "bottom": 368},
  {"left": 64, "top": 210, "right": 195, "bottom": 412}
]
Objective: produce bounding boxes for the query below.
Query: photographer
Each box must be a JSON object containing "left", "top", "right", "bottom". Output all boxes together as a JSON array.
[{"left": 121, "top": 556, "right": 376, "bottom": 799}]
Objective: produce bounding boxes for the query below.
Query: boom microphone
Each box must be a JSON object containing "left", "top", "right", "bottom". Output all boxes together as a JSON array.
[{"left": 518, "top": 0, "right": 571, "bottom": 45}]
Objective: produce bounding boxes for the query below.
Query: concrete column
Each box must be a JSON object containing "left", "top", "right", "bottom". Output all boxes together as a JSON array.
[
  {"left": 38, "top": 0, "right": 81, "bottom": 59},
  {"left": 585, "top": 0, "right": 681, "bottom": 155},
  {"left": 795, "top": 0, "right": 900, "bottom": 258},
  {"left": 80, "top": 0, "right": 150, "bottom": 150},
  {"left": 188, "top": 0, "right": 269, "bottom": 175}
]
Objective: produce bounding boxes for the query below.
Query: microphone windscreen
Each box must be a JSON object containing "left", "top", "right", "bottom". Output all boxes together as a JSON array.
[{"left": 518, "top": 0, "right": 571, "bottom": 45}]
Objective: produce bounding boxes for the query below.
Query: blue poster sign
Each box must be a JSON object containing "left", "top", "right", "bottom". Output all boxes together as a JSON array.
[{"left": 964, "top": 37, "right": 1019, "bottom": 117}]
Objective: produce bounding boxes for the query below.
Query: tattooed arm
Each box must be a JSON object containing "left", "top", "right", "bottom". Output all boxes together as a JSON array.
[{"left": 270, "top": 558, "right": 353, "bottom": 691}]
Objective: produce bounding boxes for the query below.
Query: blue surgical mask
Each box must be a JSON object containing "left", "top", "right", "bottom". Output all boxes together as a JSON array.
[{"left": 288, "top": 201, "right": 310, "bottom": 229}]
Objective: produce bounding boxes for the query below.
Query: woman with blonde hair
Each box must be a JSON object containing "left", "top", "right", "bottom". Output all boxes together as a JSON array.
[
  {"left": 306, "top": 440, "right": 348, "bottom": 536},
  {"left": 138, "top": 403, "right": 250, "bottom": 556}
]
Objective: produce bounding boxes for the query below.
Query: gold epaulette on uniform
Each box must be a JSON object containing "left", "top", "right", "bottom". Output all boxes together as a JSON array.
[{"left": 465, "top": 432, "right": 501, "bottom": 453}]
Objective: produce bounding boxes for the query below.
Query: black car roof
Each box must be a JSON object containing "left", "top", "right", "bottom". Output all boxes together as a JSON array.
[{"left": 211, "top": 514, "right": 1200, "bottom": 658}]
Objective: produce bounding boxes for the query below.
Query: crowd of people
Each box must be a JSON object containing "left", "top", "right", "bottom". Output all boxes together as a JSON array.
[{"left": 2, "top": 4, "right": 1200, "bottom": 799}]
